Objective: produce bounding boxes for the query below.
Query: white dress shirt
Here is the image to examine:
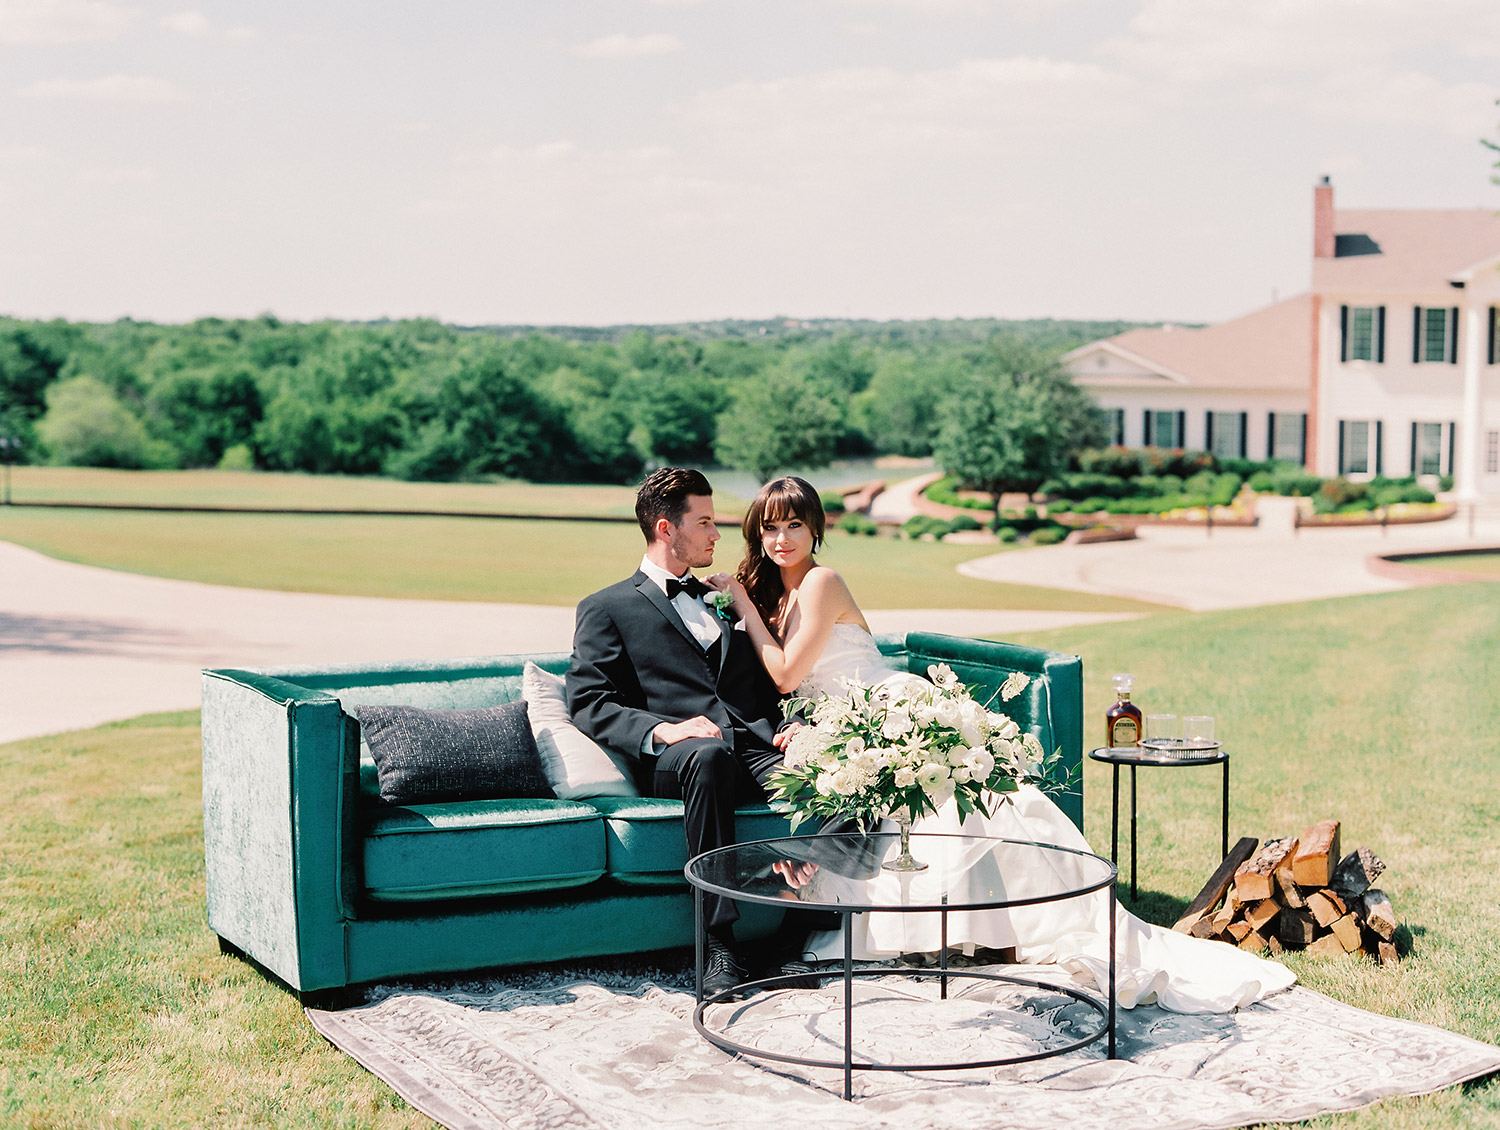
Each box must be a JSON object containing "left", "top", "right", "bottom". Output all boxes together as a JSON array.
[{"left": 638, "top": 555, "right": 721, "bottom": 650}]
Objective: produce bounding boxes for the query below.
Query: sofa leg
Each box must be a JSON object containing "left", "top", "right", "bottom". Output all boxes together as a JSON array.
[{"left": 299, "top": 986, "right": 363, "bottom": 1012}]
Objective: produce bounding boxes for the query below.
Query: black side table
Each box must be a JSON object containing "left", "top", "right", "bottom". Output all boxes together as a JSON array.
[{"left": 1088, "top": 745, "right": 1229, "bottom": 900}]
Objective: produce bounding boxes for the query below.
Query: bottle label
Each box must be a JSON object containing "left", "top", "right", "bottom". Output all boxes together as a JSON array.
[{"left": 1111, "top": 717, "right": 1139, "bottom": 746}]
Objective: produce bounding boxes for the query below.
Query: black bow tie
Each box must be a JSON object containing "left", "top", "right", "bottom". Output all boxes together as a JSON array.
[{"left": 666, "top": 575, "right": 708, "bottom": 600}]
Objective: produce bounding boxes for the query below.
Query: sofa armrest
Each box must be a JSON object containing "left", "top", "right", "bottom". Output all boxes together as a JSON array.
[
  {"left": 201, "top": 669, "right": 355, "bottom": 991},
  {"left": 901, "top": 632, "right": 1084, "bottom": 832}
]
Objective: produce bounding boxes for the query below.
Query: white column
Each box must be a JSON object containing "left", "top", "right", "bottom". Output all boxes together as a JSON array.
[{"left": 1457, "top": 304, "right": 1484, "bottom": 503}]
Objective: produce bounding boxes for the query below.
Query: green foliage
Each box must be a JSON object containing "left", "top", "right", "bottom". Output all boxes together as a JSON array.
[
  {"left": 217, "top": 443, "right": 256, "bottom": 471},
  {"left": 902, "top": 514, "right": 952, "bottom": 539},
  {"left": 924, "top": 475, "right": 994, "bottom": 510},
  {"left": 998, "top": 526, "right": 1020, "bottom": 543},
  {"left": 35, "top": 376, "right": 165, "bottom": 469},
  {"left": 1247, "top": 464, "right": 1323, "bottom": 496},
  {"left": 819, "top": 488, "right": 847, "bottom": 515},
  {"left": 837, "top": 511, "right": 879, "bottom": 536},
  {"left": 948, "top": 512, "right": 982, "bottom": 532},
  {"left": 935, "top": 343, "right": 1105, "bottom": 516},
  {"left": 1029, "top": 526, "right": 1068, "bottom": 546},
  {"left": 713, "top": 362, "right": 843, "bottom": 483}
]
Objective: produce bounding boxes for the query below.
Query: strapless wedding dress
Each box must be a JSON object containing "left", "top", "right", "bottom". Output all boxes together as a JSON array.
[{"left": 796, "top": 623, "right": 1296, "bottom": 1014}]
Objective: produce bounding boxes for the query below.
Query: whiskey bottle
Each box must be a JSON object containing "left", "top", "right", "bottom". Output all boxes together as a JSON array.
[{"left": 1106, "top": 673, "right": 1142, "bottom": 747}]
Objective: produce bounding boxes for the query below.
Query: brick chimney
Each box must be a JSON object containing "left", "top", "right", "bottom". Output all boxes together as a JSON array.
[{"left": 1313, "top": 175, "right": 1335, "bottom": 259}]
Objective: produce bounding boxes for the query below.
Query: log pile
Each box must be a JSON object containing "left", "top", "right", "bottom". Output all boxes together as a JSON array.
[{"left": 1172, "top": 821, "right": 1399, "bottom": 965}]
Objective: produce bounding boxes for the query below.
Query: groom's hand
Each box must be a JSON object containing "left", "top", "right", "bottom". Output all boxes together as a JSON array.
[{"left": 652, "top": 716, "right": 722, "bottom": 746}]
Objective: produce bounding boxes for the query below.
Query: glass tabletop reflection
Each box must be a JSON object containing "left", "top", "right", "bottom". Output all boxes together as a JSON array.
[{"left": 685, "top": 833, "right": 1116, "bottom": 914}]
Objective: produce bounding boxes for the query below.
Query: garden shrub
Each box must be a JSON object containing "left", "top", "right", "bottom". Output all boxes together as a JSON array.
[
  {"left": 1030, "top": 526, "right": 1068, "bottom": 546},
  {"left": 924, "top": 476, "right": 992, "bottom": 510},
  {"left": 902, "top": 514, "right": 952, "bottom": 539},
  {"left": 838, "top": 512, "right": 878, "bottom": 536},
  {"left": 948, "top": 513, "right": 982, "bottom": 532},
  {"left": 998, "top": 526, "right": 1020, "bottom": 543},
  {"left": 820, "top": 489, "right": 847, "bottom": 515}
]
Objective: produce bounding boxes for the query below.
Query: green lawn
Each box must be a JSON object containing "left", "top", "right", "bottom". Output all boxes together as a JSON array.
[
  {"left": 2, "top": 585, "right": 1496, "bottom": 1125},
  {"left": 0, "top": 507, "right": 1168, "bottom": 613},
  {"left": 1, "top": 465, "right": 681, "bottom": 518},
  {"left": 1401, "top": 552, "right": 1500, "bottom": 578}
]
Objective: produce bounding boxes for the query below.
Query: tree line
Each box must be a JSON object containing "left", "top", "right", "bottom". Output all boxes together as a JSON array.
[{"left": 0, "top": 314, "right": 1132, "bottom": 487}]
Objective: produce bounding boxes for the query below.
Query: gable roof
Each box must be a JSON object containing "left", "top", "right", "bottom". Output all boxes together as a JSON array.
[
  {"left": 1312, "top": 208, "right": 1500, "bottom": 294},
  {"left": 1066, "top": 293, "right": 1311, "bottom": 392}
]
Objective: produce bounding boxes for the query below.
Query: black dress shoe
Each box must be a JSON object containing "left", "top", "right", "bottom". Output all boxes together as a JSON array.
[{"left": 701, "top": 935, "right": 746, "bottom": 999}]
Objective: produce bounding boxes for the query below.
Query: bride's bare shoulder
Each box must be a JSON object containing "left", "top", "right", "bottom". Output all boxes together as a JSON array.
[{"left": 802, "top": 564, "right": 851, "bottom": 593}]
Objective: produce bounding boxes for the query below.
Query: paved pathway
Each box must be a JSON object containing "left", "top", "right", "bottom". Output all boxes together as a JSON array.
[
  {"left": 0, "top": 540, "right": 1141, "bottom": 744},
  {"left": 958, "top": 502, "right": 1500, "bottom": 611}
]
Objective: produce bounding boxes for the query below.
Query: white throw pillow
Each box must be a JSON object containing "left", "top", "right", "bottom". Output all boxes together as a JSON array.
[{"left": 521, "top": 662, "right": 639, "bottom": 799}]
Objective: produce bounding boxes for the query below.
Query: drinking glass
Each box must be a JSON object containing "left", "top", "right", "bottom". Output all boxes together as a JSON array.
[
  {"left": 1144, "top": 714, "right": 1180, "bottom": 743},
  {"left": 1183, "top": 715, "right": 1215, "bottom": 748}
]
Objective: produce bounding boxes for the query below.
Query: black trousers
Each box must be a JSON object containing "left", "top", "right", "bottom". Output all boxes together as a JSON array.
[{"left": 649, "top": 729, "right": 781, "bottom": 933}]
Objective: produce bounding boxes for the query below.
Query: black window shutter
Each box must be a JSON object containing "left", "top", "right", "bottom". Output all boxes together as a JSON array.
[
  {"left": 1266, "top": 412, "right": 1276, "bottom": 459},
  {"left": 1238, "top": 412, "right": 1248, "bottom": 459},
  {"left": 1375, "top": 420, "right": 1383, "bottom": 475},
  {"left": 1143, "top": 409, "right": 1152, "bottom": 447},
  {"left": 1204, "top": 411, "right": 1215, "bottom": 453},
  {"left": 1448, "top": 422, "right": 1456, "bottom": 475},
  {"left": 1339, "top": 306, "right": 1349, "bottom": 362},
  {"left": 1410, "top": 422, "right": 1417, "bottom": 475},
  {"left": 1376, "top": 306, "right": 1386, "bottom": 363},
  {"left": 1337, "top": 421, "right": 1346, "bottom": 474},
  {"left": 1299, "top": 414, "right": 1307, "bottom": 466},
  {"left": 1176, "top": 410, "right": 1185, "bottom": 449},
  {"left": 1489, "top": 306, "right": 1497, "bottom": 365},
  {"left": 1449, "top": 306, "right": 1459, "bottom": 363},
  {"left": 1413, "top": 307, "right": 1422, "bottom": 363}
]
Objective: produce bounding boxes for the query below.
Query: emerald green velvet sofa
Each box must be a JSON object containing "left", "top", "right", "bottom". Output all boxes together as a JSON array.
[{"left": 201, "top": 632, "right": 1083, "bottom": 997}]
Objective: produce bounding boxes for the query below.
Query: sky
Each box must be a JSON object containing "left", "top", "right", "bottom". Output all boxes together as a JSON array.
[{"left": 1, "top": 0, "right": 1498, "bottom": 328}]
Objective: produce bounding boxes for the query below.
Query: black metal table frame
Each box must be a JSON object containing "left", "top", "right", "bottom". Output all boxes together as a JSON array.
[
  {"left": 686, "top": 834, "right": 1118, "bottom": 1102},
  {"left": 1089, "top": 747, "right": 1229, "bottom": 900}
]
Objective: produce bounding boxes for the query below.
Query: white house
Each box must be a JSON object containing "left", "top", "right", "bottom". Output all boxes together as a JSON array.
[{"left": 1064, "top": 179, "right": 1500, "bottom": 501}]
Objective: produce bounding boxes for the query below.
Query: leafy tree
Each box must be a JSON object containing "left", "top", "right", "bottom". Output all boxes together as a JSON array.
[
  {"left": 35, "top": 376, "right": 158, "bottom": 468},
  {"left": 145, "top": 364, "right": 263, "bottom": 467},
  {"left": 853, "top": 354, "right": 967, "bottom": 457},
  {"left": 713, "top": 363, "right": 842, "bottom": 483},
  {"left": 934, "top": 344, "right": 1108, "bottom": 524},
  {"left": 620, "top": 370, "right": 727, "bottom": 465},
  {"left": 0, "top": 321, "right": 73, "bottom": 458}
]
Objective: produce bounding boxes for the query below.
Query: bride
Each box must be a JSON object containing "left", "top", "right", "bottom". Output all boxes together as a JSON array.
[{"left": 708, "top": 475, "right": 1295, "bottom": 1014}]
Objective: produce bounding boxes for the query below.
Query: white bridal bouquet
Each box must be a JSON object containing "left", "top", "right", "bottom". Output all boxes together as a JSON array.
[{"left": 767, "top": 663, "right": 1064, "bottom": 834}]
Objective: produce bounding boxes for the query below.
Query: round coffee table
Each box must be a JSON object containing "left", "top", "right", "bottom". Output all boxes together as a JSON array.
[{"left": 684, "top": 832, "right": 1118, "bottom": 1100}]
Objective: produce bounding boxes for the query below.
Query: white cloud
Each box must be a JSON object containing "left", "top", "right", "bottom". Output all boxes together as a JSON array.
[
  {"left": 683, "top": 56, "right": 1143, "bottom": 162},
  {"left": 571, "top": 32, "right": 685, "bottom": 59},
  {"left": 82, "top": 166, "right": 155, "bottom": 183},
  {"left": 225, "top": 23, "right": 255, "bottom": 39},
  {"left": 160, "top": 10, "right": 209, "bottom": 36},
  {"left": 0, "top": 0, "right": 135, "bottom": 44},
  {"left": 20, "top": 74, "right": 187, "bottom": 101},
  {"left": 1104, "top": 0, "right": 1500, "bottom": 83},
  {"left": 1260, "top": 69, "right": 1500, "bottom": 138}
]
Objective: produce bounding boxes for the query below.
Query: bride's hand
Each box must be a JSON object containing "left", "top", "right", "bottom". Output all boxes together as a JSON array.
[{"left": 705, "top": 573, "right": 749, "bottom": 606}]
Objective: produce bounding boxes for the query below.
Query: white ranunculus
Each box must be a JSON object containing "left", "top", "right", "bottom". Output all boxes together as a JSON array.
[
  {"left": 988, "top": 713, "right": 1020, "bottom": 740},
  {"left": 963, "top": 748, "right": 996, "bottom": 781},
  {"left": 916, "top": 762, "right": 950, "bottom": 793},
  {"left": 934, "top": 699, "right": 963, "bottom": 728},
  {"left": 815, "top": 771, "right": 838, "bottom": 796},
  {"left": 845, "top": 735, "right": 866, "bottom": 756},
  {"left": 912, "top": 703, "right": 939, "bottom": 726},
  {"left": 882, "top": 708, "right": 913, "bottom": 740},
  {"left": 951, "top": 766, "right": 972, "bottom": 784},
  {"left": 894, "top": 766, "right": 918, "bottom": 788}
]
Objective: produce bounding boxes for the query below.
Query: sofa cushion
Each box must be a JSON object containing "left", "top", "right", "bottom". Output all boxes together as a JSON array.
[
  {"left": 362, "top": 798, "right": 605, "bottom": 902},
  {"left": 521, "top": 662, "right": 638, "bottom": 799},
  {"left": 356, "top": 701, "right": 553, "bottom": 805},
  {"left": 587, "top": 796, "right": 798, "bottom": 887}
]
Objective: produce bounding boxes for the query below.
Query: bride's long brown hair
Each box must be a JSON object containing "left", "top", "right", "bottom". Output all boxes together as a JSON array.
[{"left": 736, "top": 476, "right": 826, "bottom": 637}]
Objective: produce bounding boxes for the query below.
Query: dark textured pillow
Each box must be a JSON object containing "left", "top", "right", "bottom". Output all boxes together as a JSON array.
[{"left": 355, "top": 701, "right": 554, "bottom": 805}]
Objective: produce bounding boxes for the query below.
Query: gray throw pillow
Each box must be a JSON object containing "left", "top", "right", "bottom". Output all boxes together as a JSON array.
[{"left": 356, "top": 701, "right": 554, "bottom": 805}]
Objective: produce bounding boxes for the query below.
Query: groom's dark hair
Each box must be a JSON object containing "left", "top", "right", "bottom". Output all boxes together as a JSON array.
[{"left": 636, "top": 466, "right": 713, "bottom": 543}]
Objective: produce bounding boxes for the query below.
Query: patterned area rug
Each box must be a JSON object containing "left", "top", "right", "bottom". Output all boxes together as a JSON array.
[{"left": 307, "top": 963, "right": 1500, "bottom": 1130}]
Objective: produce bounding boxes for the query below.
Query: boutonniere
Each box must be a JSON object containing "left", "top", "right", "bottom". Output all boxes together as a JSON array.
[{"left": 703, "top": 590, "right": 736, "bottom": 621}]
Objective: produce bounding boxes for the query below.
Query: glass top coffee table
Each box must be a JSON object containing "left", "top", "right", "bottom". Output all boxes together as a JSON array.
[{"left": 685, "top": 832, "right": 1118, "bottom": 1100}]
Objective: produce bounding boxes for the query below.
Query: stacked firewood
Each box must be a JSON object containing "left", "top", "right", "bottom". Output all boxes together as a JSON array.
[{"left": 1172, "top": 819, "right": 1399, "bottom": 966}]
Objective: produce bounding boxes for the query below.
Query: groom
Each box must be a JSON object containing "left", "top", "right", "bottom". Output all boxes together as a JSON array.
[{"left": 566, "top": 466, "right": 796, "bottom": 995}]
